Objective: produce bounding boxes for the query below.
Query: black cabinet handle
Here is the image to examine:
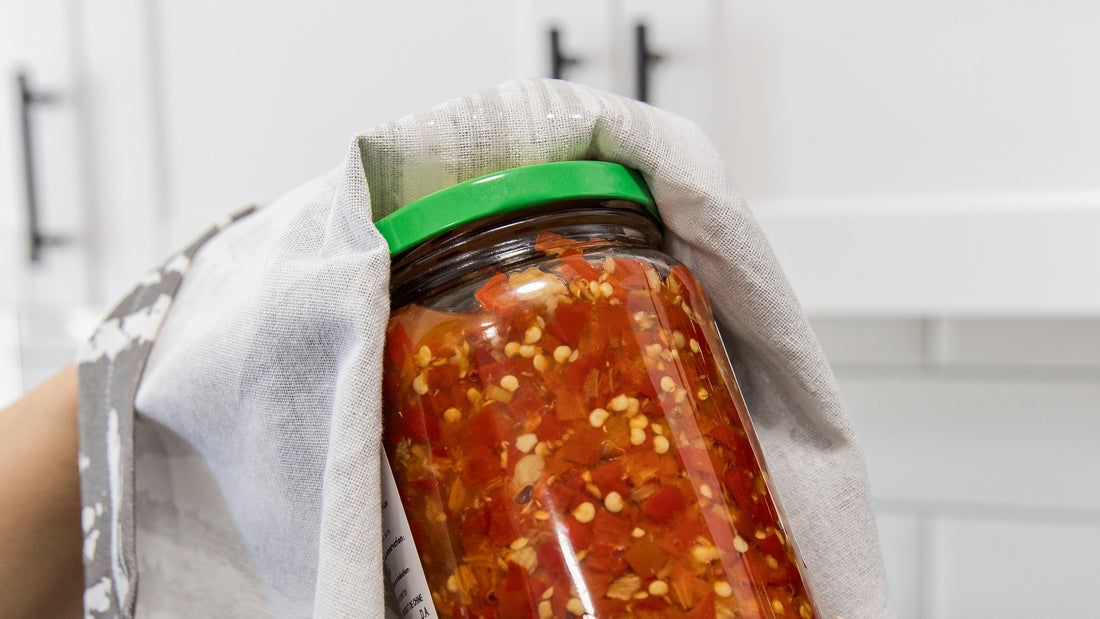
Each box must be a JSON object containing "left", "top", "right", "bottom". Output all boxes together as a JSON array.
[
  {"left": 549, "top": 28, "right": 582, "bottom": 80},
  {"left": 634, "top": 23, "right": 663, "bottom": 103},
  {"left": 17, "top": 70, "right": 67, "bottom": 263}
]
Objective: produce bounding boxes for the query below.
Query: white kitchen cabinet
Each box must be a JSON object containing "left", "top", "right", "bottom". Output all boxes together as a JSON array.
[
  {"left": 4, "top": 1, "right": 530, "bottom": 307},
  {"left": 149, "top": 0, "right": 527, "bottom": 249},
  {"left": 1, "top": 0, "right": 102, "bottom": 308},
  {"left": 517, "top": 0, "right": 718, "bottom": 134},
  {"left": 525, "top": 1, "right": 1100, "bottom": 314},
  {"left": 8, "top": 1, "right": 1100, "bottom": 314},
  {"left": 715, "top": 1, "right": 1100, "bottom": 315}
]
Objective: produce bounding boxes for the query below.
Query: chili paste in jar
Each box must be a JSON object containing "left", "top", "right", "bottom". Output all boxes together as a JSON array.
[{"left": 383, "top": 232, "right": 818, "bottom": 619}]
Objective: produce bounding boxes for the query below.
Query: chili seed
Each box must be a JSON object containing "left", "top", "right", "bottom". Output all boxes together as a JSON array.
[
  {"left": 415, "top": 345, "right": 433, "bottom": 367},
  {"left": 513, "top": 454, "right": 545, "bottom": 489},
  {"left": 466, "top": 387, "right": 482, "bottom": 404},
  {"left": 648, "top": 580, "right": 669, "bottom": 596},
  {"left": 645, "top": 268, "right": 662, "bottom": 290},
  {"left": 609, "top": 394, "right": 629, "bottom": 411},
  {"left": 629, "top": 414, "right": 648, "bottom": 429},
  {"left": 542, "top": 587, "right": 554, "bottom": 600},
  {"left": 412, "top": 373, "right": 429, "bottom": 395},
  {"left": 599, "top": 282, "right": 614, "bottom": 297},
  {"left": 588, "top": 280, "right": 601, "bottom": 297},
  {"left": 568, "top": 349, "right": 580, "bottom": 362},
  {"left": 644, "top": 343, "right": 663, "bottom": 357},
  {"left": 538, "top": 601, "right": 553, "bottom": 619},
  {"left": 512, "top": 546, "right": 538, "bottom": 571},
  {"left": 755, "top": 530, "right": 768, "bottom": 540},
  {"left": 699, "top": 484, "right": 713, "bottom": 499},
  {"left": 772, "top": 599, "right": 785, "bottom": 614},
  {"left": 534, "top": 510, "right": 550, "bottom": 520},
  {"left": 586, "top": 482, "right": 602, "bottom": 499},
  {"left": 446, "top": 574, "right": 459, "bottom": 592},
  {"left": 692, "top": 545, "right": 720, "bottom": 563},
  {"left": 714, "top": 582, "right": 733, "bottom": 598},
  {"left": 672, "top": 330, "right": 686, "bottom": 349},
  {"left": 766, "top": 554, "right": 780, "bottom": 569},
  {"left": 799, "top": 603, "right": 813, "bottom": 619},
  {"left": 443, "top": 407, "right": 462, "bottom": 423},
  {"left": 504, "top": 341, "right": 521, "bottom": 357},
  {"left": 660, "top": 376, "right": 676, "bottom": 393},
  {"left": 486, "top": 385, "right": 513, "bottom": 403},
  {"left": 519, "top": 344, "right": 538, "bottom": 358},
  {"left": 604, "top": 256, "right": 616, "bottom": 273},
  {"left": 653, "top": 435, "right": 670, "bottom": 454},
  {"left": 598, "top": 441, "right": 624, "bottom": 461},
  {"left": 631, "top": 527, "right": 645, "bottom": 538},
  {"left": 604, "top": 491, "right": 624, "bottom": 513},
  {"left": 589, "top": 408, "right": 610, "bottom": 428},
  {"left": 630, "top": 427, "right": 646, "bottom": 445},
  {"left": 500, "top": 374, "right": 520, "bottom": 392},
  {"left": 733, "top": 535, "right": 749, "bottom": 553},
  {"left": 697, "top": 387, "right": 710, "bottom": 401},
  {"left": 573, "top": 502, "right": 595, "bottom": 523},
  {"left": 553, "top": 345, "right": 572, "bottom": 363},
  {"left": 566, "top": 598, "right": 585, "bottom": 616},
  {"left": 533, "top": 354, "right": 549, "bottom": 372},
  {"left": 515, "top": 484, "right": 534, "bottom": 505},
  {"left": 516, "top": 433, "right": 538, "bottom": 453},
  {"left": 605, "top": 573, "right": 641, "bottom": 600},
  {"left": 626, "top": 397, "right": 640, "bottom": 416},
  {"left": 689, "top": 338, "right": 702, "bottom": 353},
  {"left": 524, "top": 326, "right": 543, "bottom": 344},
  {"left": 650, "top": 423, "right": 664, "bottom": 435}
]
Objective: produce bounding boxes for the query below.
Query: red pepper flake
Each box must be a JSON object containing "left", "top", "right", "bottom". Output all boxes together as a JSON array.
[
  {"left": 556, "top": 426, "right": 605, "bottom": 468},
  {"left": 474, "top": 272, "right": 515, "bottom": 316},
  {"left": 590, "top": 461, "right": 631, "bottom": 497},
  {"left": 641, "top": 486, "right": 686, "bottom": 524},
  {"left": 383, "top": 236, "right": 819, "bottom": 618},
  {"left": 622, "top": 537, "right": 668, "bottom": 578},
  {"left": 559, "top": 251, "right": 602, "bottom": 281}
]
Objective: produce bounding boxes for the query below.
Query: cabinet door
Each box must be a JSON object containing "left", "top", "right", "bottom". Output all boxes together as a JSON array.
[
  {"left": 618, "top": 0, "right": 719, "bottom": 137},
  {"left": 516, "top": 0, "right": 618, "bottom": 93},
  {"left": 714, "top": 1, "right": 1100, "bottom": 314},
  {"left": 147, "top": 0, "right": 525, "bottom": 246},
  {"left": 715, "top": 1, "right": 1100, "bottom": 209},
  {"left": 518, "top": 0, "right": 719, "bottom": 136},
  {"left": 1, "top": 0, "right": 100, "bottom": 308}
]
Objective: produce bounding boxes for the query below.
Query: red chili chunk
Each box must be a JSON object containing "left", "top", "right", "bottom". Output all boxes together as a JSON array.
[{"left": 384, "top": 243, "right": 819, "bottom": 618}]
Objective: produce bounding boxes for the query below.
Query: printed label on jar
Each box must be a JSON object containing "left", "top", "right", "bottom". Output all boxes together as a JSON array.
[{"left": 381, "top": 452, "right": 438, "bottom": 619}]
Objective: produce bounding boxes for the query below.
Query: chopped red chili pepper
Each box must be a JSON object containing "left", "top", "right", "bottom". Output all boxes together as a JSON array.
[{"left": 384, "top": 238, "right": 817, "bottom": 617}]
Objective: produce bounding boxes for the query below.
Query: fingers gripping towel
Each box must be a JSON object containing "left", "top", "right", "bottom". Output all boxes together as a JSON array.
[{"left": 77, "top": 79, "right": 892, "bottom": 618}]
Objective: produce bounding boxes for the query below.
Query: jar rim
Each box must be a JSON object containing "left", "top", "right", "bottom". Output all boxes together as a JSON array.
[{"left": 374, "top": 161, "right": 659, "bottom": 256}]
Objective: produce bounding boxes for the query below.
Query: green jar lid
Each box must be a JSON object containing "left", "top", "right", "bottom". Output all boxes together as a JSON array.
[{"left": 375, "top": 160, "right": 659, "bottom": 256}]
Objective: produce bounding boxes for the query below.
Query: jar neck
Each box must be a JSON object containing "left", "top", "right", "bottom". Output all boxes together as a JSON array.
[{"left": 389, "top": 199, "right": 663, "bottom": 309}]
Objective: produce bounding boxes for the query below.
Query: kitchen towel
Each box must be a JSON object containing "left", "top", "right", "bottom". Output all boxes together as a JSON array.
[{"left": 77, "top": 78, "right": 892, "bottom": 618}]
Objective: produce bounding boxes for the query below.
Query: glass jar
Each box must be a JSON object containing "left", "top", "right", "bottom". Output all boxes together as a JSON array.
[{"left": 377, "top": 162, "right": 821, "bottom": 619}]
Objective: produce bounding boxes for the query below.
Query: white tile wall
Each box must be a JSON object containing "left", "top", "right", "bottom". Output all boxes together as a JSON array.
[
  {"left": 932, "top": 516, "right": 1100, "bottom": 618},
  {"left": 841, "top": 376, "right": 1100, "bottom": 511},
  {"left": 939, "top": 317, "right": 1100, "bottom": 369},
  {"left": 874, "top": 509, "right": 924, "bottom": 619},
  {"left": 812, "top": 316, "right": 1100, "bottom": 619}
]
